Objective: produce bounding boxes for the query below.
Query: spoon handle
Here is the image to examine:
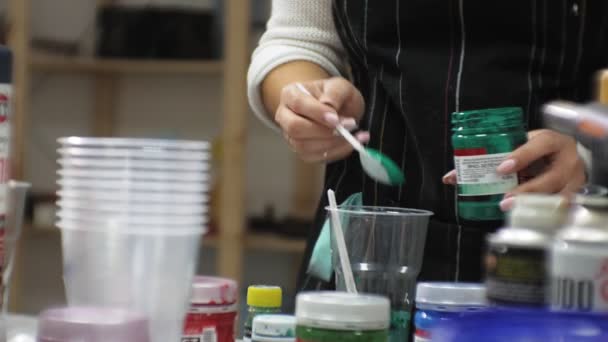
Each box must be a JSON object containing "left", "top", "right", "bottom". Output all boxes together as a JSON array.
[
  {"left": 294, "top": 83, "right": 365, "bottom": 153},
  {"left": 335, "top": 124, "right": 365, "bottom": 153}
]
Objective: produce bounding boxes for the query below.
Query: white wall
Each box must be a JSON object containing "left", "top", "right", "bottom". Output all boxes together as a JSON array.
[{"left": 23, "top": 0, "right": 301, "bottom": 218}]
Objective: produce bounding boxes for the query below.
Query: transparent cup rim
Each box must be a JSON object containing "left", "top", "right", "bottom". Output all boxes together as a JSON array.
[
  {"left": 58, "top": 137, "right": 210, "bottom": 151},
  {"left": 57, "top": 190, "right": 209, "bottom": 203},
  {"left": 325, "top": 205, "right": 433, "bottom": 217},
  {"left": 57, "top": 169, "right": 209, "bottom": 182},
  {"left": 57, "top": 210, "right": 207, "bottom": 225},
  {"left": 57, "top": 220, "right": 206, "bottom": 235},
  {"left": 57, "top": 200, "right": 208, "bottom": 214},
  {"left": 58, "top": 147, "right": 209, "bottom": 161},
  {"left": 57, "top": 157, "right": 210, "bottom": 171}
]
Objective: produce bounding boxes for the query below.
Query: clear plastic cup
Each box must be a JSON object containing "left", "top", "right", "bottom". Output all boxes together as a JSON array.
[
  {"left": 58, "top": 137, "right": 210, "bottom": 151},
  {"left": 57, "top": 199, "right": 208, "bottom": 216},
  {"left": 38, "top": 307, "right": 149, "bottom": 342},
  {"left": 57, "top": 168, "right": 209, "bottom": 183},
  {"left": 57, "top": 189, "right": 209, "bottom": 204},
  {"left": 327, "top": 205, "right": 432, "bottom": 342},
  {"left": 58, "top": 147, "right": 209, "bottom": 161},
  {"left": 57, "top": 178, "right": 209, "bottom": 193},
  {"left": 56, "top": 210, "right": 207, "bottom": 226},
  {"left": 58, "top": 157, "right": 210, "bottom": 172},
  {"left": 57, "top": 223, "right": 203, "bottom": 342}
]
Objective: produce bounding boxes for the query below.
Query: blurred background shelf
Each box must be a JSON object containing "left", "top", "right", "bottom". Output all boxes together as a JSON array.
[
  {"left": 29, "top": 224, "right": 307, "bottom": 254},
  {"left": 30, "top": 51, "right": 224, "bottom": 75},
  {"left": 203, "top": 232, "right": 306, "bottom": 253}
]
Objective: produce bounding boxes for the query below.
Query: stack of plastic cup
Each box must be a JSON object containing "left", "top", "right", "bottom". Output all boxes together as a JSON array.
[{"left": 55, "top": 137, "right": 209, "bottom": 342}]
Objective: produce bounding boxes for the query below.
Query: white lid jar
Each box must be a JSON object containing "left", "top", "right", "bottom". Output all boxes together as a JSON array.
[{"left": 252, "top": 315, "right": 296, "bottom": 342}]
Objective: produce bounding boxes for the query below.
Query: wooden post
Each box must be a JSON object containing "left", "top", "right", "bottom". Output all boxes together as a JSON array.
[
  {"left": 598, "top": 70, "right": 608, "bottom": 104},
  {"left": 7, "top": 0, "right": 30, "bottom": 180},
  {"left": 7, "top": 0, "right": 30, "bottom": 312},
  {"left": 93, "top": 74, "right": 117, "bottom": 137},
  {"left": 218, "top": 0, "right": 249, "bottom": 281}
]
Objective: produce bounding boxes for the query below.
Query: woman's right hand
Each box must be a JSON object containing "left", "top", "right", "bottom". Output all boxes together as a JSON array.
[{"left": 275, "top": 77, "right": 369, "bottom": 163}]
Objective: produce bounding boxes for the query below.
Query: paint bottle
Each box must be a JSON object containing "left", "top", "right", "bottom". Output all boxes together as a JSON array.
[
  {"left": 451, "top": 107, "right": 527, "bottom": 221},
  {"left": 252, "top": 315, "right": 296, "bottom": 342},
  {"left": 486, "top": 194, "right": 568, "bottom": 306},
  {"left": 182, "top": 276, "right": 238, "bottom": 342},
  {"left": 551, "top": 194, "right": 608, "bottom": 312},
  {"left": 295, "top": 292, "right": 390, "bottom": 342},
  {"left": 413, "top": 282, "right": 487, "bottom": 342},
  {"left": 244, "top": 285, "right": 282, "bottom": 342}
]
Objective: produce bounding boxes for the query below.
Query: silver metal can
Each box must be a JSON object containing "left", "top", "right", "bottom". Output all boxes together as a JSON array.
[
  {"left": 486, "top": 194, "right": 568, "bottom": 306},
  {"left": 551, "top": 194, "right": 608, "bottom": 312}
]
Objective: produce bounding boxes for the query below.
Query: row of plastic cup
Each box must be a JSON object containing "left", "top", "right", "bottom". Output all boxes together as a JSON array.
[{"left": 54, "top": 137, "right": 209, "bottom": 342}]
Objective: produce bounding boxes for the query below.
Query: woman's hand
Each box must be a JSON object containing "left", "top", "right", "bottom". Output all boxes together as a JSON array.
[
  {"left": 275, "top": 77, "right": 368, "bottom": 163},
  {"left": 442, "top": 129, "right": 587, "bottom": 210}
]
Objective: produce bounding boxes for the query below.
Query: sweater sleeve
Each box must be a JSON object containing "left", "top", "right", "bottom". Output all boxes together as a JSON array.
[{"left": 247, "top": 0, "right": 347, "bottom": 130}]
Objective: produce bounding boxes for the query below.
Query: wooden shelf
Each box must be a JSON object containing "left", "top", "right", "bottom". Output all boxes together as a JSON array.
[{"left": 29, "top": 52, "right": 224, "bottom": 75}]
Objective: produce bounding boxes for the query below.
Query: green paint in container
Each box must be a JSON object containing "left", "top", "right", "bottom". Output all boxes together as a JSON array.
[
  {"left": 451, "top": 107, "right": 527, "bottom": 221},
  {"left": 295, "top": 292, "right": 390, "bottom": 342}
]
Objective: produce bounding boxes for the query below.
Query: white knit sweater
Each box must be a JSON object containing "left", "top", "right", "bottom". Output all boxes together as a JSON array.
[{"left": 247, "top": 0, "right": 346, "bottom": 129}]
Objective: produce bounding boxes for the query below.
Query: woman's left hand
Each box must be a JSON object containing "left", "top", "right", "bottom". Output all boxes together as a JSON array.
[{"left": 442, "top": 129, "right": 587, "bottom": 210}]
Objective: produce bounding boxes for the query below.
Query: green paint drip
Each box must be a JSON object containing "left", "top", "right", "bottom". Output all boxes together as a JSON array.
[{"left": 389, "top": 310, "right": 411, "bottom": 342}]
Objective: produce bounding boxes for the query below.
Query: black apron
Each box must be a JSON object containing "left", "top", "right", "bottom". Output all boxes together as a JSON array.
[{"left": 299, "top": 0, "right": 608, "bottom": 290}]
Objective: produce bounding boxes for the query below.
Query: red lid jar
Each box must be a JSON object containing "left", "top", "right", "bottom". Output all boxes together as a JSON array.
[{"left": 182, "top": 276, "right": 238, "bottom": 342}]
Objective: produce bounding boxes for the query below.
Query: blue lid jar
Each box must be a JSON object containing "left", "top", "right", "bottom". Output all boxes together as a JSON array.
[
  {"left": 434, "top": 308, "right": 608, "bottom": 341},
  {"left": 414, "top": 282, "right": 487, "bottom": 342}
]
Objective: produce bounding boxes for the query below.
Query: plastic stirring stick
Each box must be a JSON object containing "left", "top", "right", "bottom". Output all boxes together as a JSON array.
[{"left": 327, "top": 189, "right": 357, "bottom": 294}]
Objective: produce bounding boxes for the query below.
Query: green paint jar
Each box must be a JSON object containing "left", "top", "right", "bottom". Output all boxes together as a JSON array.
[
  {"left": 452, "top": 107, "right": 527, "bottom": 221},
  {"left": 295, "top": 292, "right": 390, "bottom": 342}
]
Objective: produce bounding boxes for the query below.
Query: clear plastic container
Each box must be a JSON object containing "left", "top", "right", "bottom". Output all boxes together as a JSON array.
[
  {"left": 414, "top": 282, "right": 487, "bottom": 342},
  {"left": 38, "top": 307, "right": 149, "bottom": 342},
  {"left": 58, "top": 224, "right": 203, "bottom": 342},
  {"left": 327, "top": 205, "right": 432, "bottom": 341},
  {"left": 295, "top": 292, "right": 390, "bottom": 342}
]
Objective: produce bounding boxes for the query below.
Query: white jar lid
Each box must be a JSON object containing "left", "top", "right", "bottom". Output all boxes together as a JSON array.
[
  {"left": 295, "top": 292, "right": 389, "bottom": 331},
  {"left": 252, "top": 315, "right": 296, "bottom": 340},
  {"left": 191, "top": 276, "right": 238, "bottom": 305},
  {"left": 508, "top": 194, "right": 568, "bottom": 231},
  {"left": 415, "top": 283, "right": 487, "bottom": 309}
]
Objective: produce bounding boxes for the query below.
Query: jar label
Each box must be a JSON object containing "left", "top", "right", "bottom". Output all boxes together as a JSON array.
[
  {"left": 486, "top": 243, "right": 546, "bottom": 305},
  {"left": 182, "top": 311, "right": 236, "bottom": 342},
  {"left": 454, "top": 151, "right": 517, "bottom": 196},
  {"left": 551, "top": 245, "right": 608, "bottom": 312}
]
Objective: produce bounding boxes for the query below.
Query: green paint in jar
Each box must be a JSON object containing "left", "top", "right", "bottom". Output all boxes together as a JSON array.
[
  {"left": 451, "top": 107, "right": 527, "bottom": 221},
  {"left": 295, "top": 292, "right": 390, "bottom": 342}
]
